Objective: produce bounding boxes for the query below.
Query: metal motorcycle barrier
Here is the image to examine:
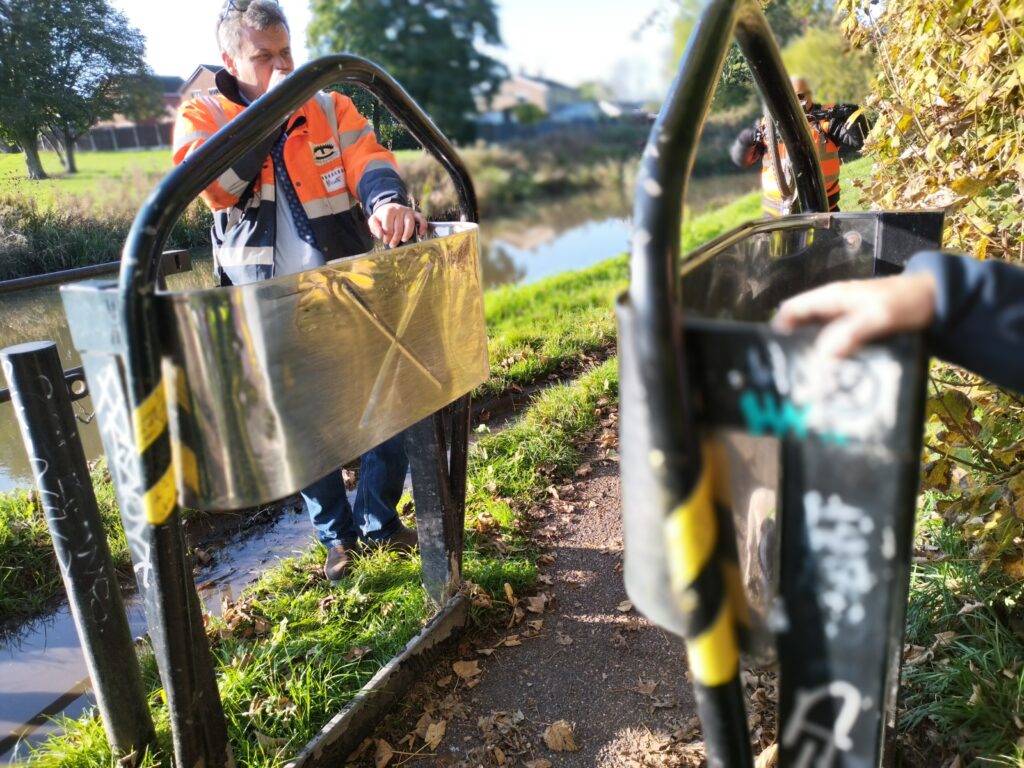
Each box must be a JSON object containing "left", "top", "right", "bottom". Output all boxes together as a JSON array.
[
  {"left": 61, "top": 55, "right": 485, "bottom": 767},
  {"left": 618, "top": 1, "right": 942, "bottom": 766}
]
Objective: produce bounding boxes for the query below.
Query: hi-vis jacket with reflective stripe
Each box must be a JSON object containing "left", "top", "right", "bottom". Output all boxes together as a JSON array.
[
  {"left": 173, "top": 69, "right": 408, "bottom": 284},
  {"left": 758, "top": 109, "right": 840, "bottom": 217}
]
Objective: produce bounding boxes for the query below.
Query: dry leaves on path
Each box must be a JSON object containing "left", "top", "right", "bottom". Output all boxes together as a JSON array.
[{"left": 543, "top": 720, "right": 579, "bottom": 752}]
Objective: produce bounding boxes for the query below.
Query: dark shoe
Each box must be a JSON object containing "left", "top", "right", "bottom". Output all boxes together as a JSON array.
[
  {"left": 324, "top": 542, "right": 356, "bottom": 582},
  {"left": 373, "top": 524, "right": 418, "bottom": 553}
]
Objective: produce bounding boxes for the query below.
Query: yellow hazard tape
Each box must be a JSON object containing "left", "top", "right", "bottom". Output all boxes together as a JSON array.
[
  {"left": 687, "top": 602, "right": 740, "bottom": 687},
  {"left": 665, "top": 465, "right": 716, "bottom": 591},
  {"left": 172, "top": 439, "right": 200, "bottom": 494},
  {"left": 132, "top": 382, "right": 168, "bottom": 454},
  {"left": 143, "top": 463, "right": 177, "bottom": 525}
]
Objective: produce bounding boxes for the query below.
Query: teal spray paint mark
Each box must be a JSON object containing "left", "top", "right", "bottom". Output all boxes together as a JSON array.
[{"left": 739, "top": 390, "right": 850, "bottom": 444}]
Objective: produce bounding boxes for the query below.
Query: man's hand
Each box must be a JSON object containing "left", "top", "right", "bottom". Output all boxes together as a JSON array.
[
  {"left": 368, "top": 202, "right": 428, "bottom": 248},
  {"left": 772, "top": 273, "right": 938, "bottom": 358}
]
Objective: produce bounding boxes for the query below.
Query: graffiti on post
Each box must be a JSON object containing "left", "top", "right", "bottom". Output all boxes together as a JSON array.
[
  {"left": 92, "top": 361, "right": 153, "bottom": 591},
  {"left": 729, "top": 339, "right": 902, "bottom": 444},
  {"left": 781, "top": 680, "right": 865, "bottom": 767},
  {"left": 804, "top": 490, "right": 880, "bottom": 638}
]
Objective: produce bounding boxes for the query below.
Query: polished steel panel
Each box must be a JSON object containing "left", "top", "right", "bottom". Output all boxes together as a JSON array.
[{"left": 155, "top": 223, "right": 487, "bottom": 509}]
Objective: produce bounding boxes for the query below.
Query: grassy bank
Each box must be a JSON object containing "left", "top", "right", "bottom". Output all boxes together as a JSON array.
[{"left": 30, "top": 359, "right": 618, "bottom": 767}]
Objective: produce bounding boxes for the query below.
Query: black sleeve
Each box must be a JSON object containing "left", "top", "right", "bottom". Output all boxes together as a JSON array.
[
  {"left": 824, "top": 104, "right": 868, "bottom": 150},
  {"left": 905, "top": 251, "right": 1024, "bottom": 392},
  {"left": 730, "top": 126, "right": 765, "bottom": 168},
  {"left": 357, "top": 166, "right": 410, "bottom": 216}
]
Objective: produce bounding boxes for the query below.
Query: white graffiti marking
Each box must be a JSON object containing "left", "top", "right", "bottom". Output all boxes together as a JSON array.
[
  {"left": 741, "top": 341, "right": 903, "bottom": 443},
  {"left": 782, "top": 680, "right": 863, "bottom": 768},
  {"left": 93, "top": 362, "right": 153, "bottom": 591},
  {"left": 805, "top": 491, "right": 876, "bottom": 637}
]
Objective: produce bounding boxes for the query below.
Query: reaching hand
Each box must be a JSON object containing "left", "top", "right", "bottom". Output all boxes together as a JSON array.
[
  {"left": 772, "top": 272, "right": 938, "bottom": 358},
  {"left": 367, "top": 202, "right": 428, "bottom": 248}
]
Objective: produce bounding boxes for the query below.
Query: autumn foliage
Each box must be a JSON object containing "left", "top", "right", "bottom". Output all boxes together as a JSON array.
[
  {"left": 837, "top": 0, "right": 1024, "bottom": 567},
  {"left": 837, "top": 0, "right": 1024, "bottom": 261}
]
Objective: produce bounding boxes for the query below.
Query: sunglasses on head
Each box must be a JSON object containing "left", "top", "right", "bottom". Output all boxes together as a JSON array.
[{"left": 221, "top": 0, "right": 250, "bottom": 20}]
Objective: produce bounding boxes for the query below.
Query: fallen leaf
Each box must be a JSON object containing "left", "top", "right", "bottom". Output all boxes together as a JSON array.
[
  {"left": 503, "top": 635, "right": 522, "bottom": 647},
  {"left": 575, "top": 462, "right": 593, "bottom": 477},
  {"left": 413, "top": 711, "right": 433, "bottom": 739},
  {"left": 504, "top": 583, "right": 516, "bottom": 603},
  {"left": 256, "top": 732, "right": 287, "bottom": 752},
  {"left": 616, "top": 600, "right": 634, "bottom": 613},
  {"left": 424, "top": 719, "right": 447, "bottom": 750},
  {"left": 194, "top": 548, "right": 213, "bottom": 565},
  {"left": 494, "top": 746, "right": 506, "bottom": 764},
  {"left": 634, "top": 680, "right": 658, "bottom": 696},
  {"left": 524, "top": 760, "right": 552, "bottom": 768},
  {"left": 436, "top": 675, "right": 453, "bottom": 687},
  {"left": 374, "top": 738, "right": 394, "bottom": 768},
  {"left": 526, "top": 619, "right": 544, "bottom": 631},
  {"left": 755, "top": 742, "right": 778, "bottom": 768},
  {"left": 543, "top": 720, "right": 579, "bottom": 752},
  {"left": 555, "top": 632, "right": 573, "bottom": 646},
  {"left": 958, "top": 601, "right": 985, "bottom": 616},
  {"left": 346, "top": 645, "right": 370, "bottom": 661},
  {"left": 453, "top": 660, "right": 481, "bottom": 679},
  {"left": 526, "top": 594, "right": 548, "bottom": 613}
]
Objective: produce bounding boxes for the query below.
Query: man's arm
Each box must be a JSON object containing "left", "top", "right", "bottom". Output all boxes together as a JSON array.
[
  {"left": 730, "top": 124, "right": 766, "bottom": 168},
  {"left": 172, "top": 98, "right": 280, "bottom": 210},
  {"left": 773, "top": 251, "right": 1024, "bottom": 392},
  {"left": 332, "top": 92, "right": 426, "bottom": 246},
  {"left": 823, "top": 104, "right": 868, "bottom": 151}
]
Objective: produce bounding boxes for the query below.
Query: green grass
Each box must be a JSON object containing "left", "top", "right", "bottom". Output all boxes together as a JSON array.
[
  {"left": 0, "top": 462, "right": 129, "bottom": 626},
  {"left": 28, "top": 358, "right": 618, "bottom": 767},
  {"left": 0, "top": 150, "right": 172, "bottom": 210},
  {"left": 899, "top": 499, "right": 1024, "bottom": 766}
]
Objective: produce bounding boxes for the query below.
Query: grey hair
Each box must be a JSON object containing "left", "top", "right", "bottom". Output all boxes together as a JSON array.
[{"left": 217, "top": 1, "right": 290, "bottom": 58}]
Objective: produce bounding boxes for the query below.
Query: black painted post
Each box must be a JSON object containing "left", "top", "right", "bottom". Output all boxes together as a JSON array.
[
  {"left": 406, "top": 412, "right": 462, "bottom": 604},
  {"left": 0, "top": 341, "right": 155, "bottom": 758}
]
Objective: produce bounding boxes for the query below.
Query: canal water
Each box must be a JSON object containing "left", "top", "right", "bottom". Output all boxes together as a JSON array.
[{"left": 0, "top": 174, "right": 756, "bottom": 763}]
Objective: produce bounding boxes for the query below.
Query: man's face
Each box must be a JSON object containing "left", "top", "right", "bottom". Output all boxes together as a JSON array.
[
  {"left": 222, "top": 23, "right": 293, "bottom": 101},
  {"left": 791, "top": 78, "right": 812, "bottom": 113}
]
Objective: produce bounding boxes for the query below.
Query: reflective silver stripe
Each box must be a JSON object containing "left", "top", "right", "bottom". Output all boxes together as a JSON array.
[
  {"left": 362, "top": 159, "right": 398, "bottom": 174},
  {"left": 260, "top": 183, "right": 275, "bottom": 202},
  {"left": 216, "top": 246, "right": 274, "bottom": 266},
  {"left": 315, "top": 92, "right": 339, "bottom": 137},
  {"left": 325, "top": 191, "right": 354, "bottom": 215},
  {"left": 197, "top": 95, "right": 228, "bottom": 129},
  {"left": 302, "top": 197, "right": 336, "bottom": 219},
  {"left": 338, "top": 125, "right": 373, "bottom": 149},
  {"left": 218, "top": 167, "right": 249, "bottom": 197},
  {"left": 173, "top": 129, "right": 213, "bottom": 152}
]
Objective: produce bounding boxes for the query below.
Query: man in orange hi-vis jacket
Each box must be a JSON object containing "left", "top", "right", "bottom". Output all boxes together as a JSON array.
[
  {"left": 730, "top": 76, "right": 867, "bottom": 216},
  {"left": 173, "top": 0, "right": 423, "bottom": 582}
]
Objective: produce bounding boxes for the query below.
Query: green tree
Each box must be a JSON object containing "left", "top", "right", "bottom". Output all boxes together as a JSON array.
[
  {"left": 781, "top": 27, "right": 873, "bottom": 104},
  {"left": 668, "top": 0, "right": 829, "bottom": 110},
  {"left": 307, "top": 0, "right": 507, "bottom": 143},
  {"left": 0, "top": 0, "right": 152, "bottom": 179}
]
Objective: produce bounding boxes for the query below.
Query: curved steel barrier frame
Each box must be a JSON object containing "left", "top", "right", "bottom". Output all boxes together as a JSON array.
[
  {"left": 622, "top": 2, "right": 938, "bottom": 767},
  {"left": 62, "top": 55, "right": 480, "bottom": 767}
]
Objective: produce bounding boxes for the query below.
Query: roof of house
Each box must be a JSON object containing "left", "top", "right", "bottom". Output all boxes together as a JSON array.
[{"left": 155, "top": 75, "right": 185, "bottom": 93}]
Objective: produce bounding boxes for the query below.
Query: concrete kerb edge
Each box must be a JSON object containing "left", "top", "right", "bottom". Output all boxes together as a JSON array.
[{"left": 283, "top": 592, "right": 470, "bottom": 767}]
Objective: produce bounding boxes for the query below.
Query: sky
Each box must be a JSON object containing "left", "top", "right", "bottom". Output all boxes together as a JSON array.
[{"left": 109, "top": 0, "right": 677, "bottom": 100}]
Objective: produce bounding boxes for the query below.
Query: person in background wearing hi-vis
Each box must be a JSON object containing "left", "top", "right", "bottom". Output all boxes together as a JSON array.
[
  {"left": 173, "top": 0, "right": 426, "bottom": 582},
  {"left": 730, "top": 75, "right": 867, "bottom": 216}
]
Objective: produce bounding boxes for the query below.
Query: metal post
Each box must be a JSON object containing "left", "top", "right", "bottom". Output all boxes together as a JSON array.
[{"left": 0, "top": 341, "right": 155, "bottom": 758}]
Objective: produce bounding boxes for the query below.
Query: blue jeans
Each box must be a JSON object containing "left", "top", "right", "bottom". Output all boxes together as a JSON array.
[{"left": 302, "top": 432, "right": 408, "bottom": 547}]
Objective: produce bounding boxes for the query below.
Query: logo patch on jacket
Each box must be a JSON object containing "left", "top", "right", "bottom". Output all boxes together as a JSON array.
[
  {"left": 321, "top": 167, "right": 346, "bottom": 193},
  {"left": 311, "top": 138, "right": 339, "bottom": 165}
]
